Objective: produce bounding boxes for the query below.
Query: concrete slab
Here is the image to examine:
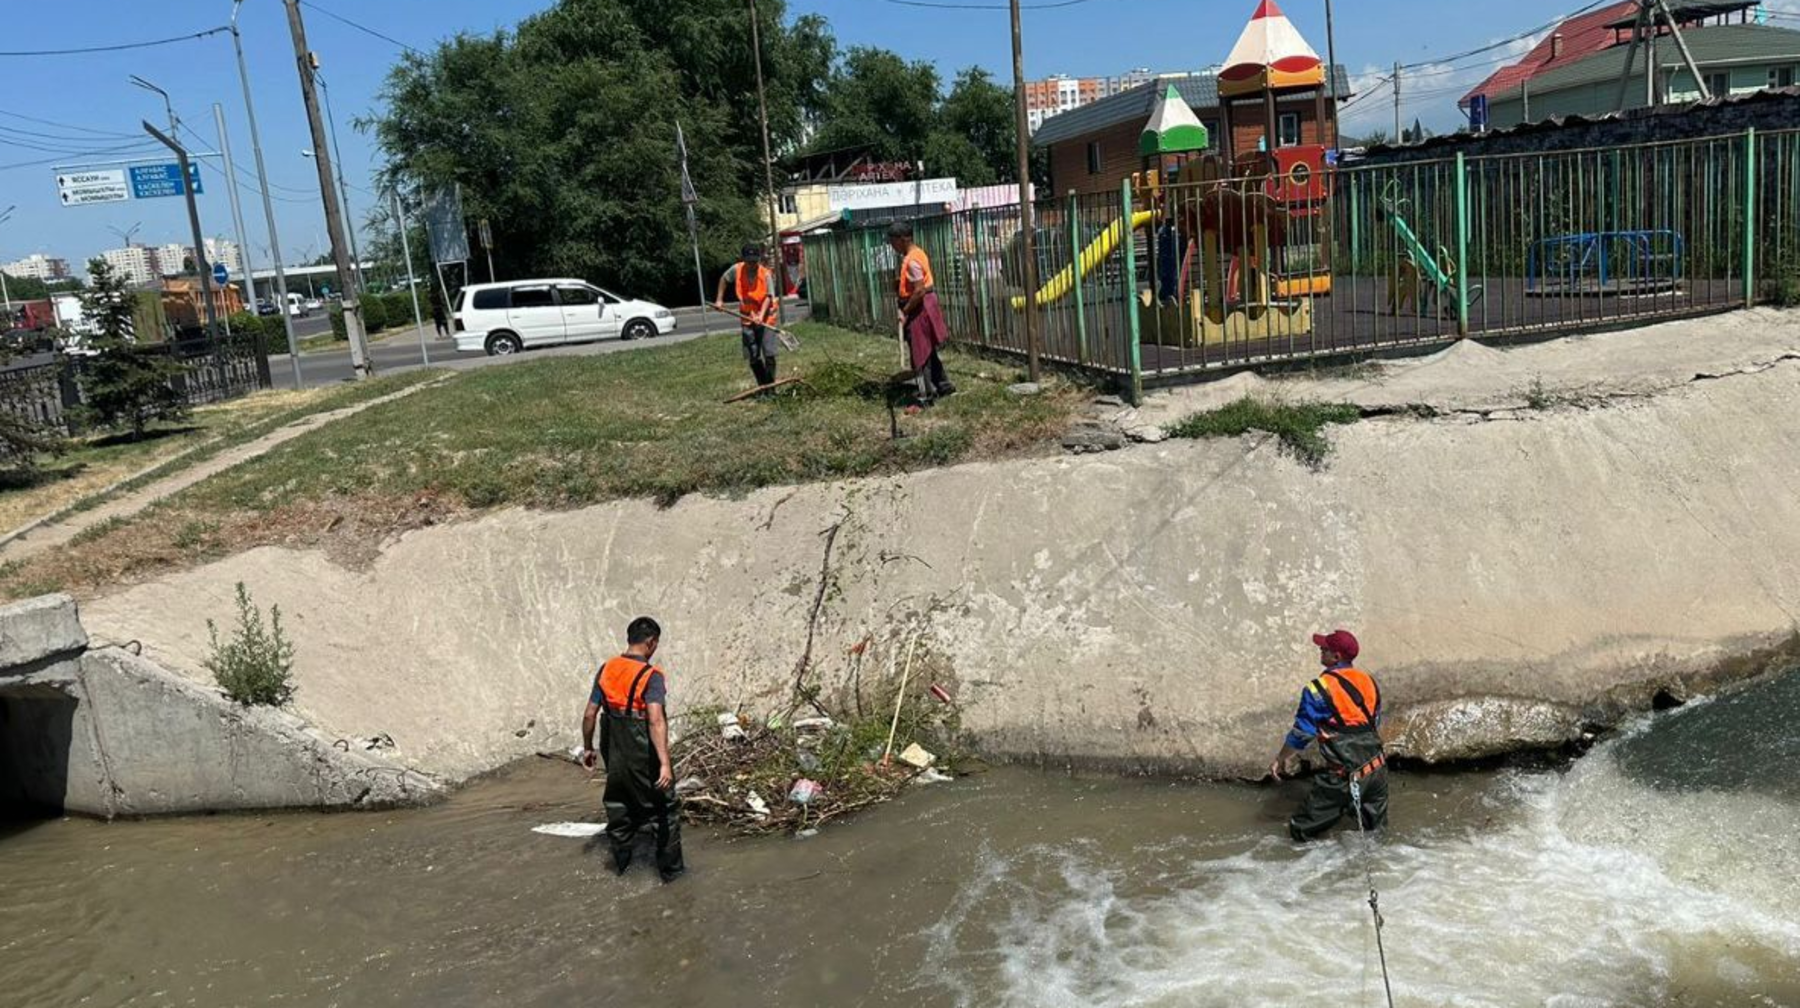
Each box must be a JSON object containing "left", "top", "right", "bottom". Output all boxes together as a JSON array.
[{"left": 0, "top": 594, "right": 86, "bottom": 671}]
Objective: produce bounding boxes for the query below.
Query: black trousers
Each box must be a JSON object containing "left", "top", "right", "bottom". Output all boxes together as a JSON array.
[
  {"left": 600, "top": 715, "right": 684, "bottom": 878},
  {"left": 919, "top": 349, "right": 950, "bottom": 394},
  {"left": 1288, "top": 730, "right": 1388, "bottom": 841},
  {"left": 743, "top": 325, "right": 778, "bottom": 387}
]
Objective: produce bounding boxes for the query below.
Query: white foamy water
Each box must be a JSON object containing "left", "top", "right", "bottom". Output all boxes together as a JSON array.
[{"left": 923, "top": 737, "right": 1800, "bottom": 1007}]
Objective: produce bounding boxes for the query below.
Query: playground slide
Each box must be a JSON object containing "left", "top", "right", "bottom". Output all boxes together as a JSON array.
[{"left": 1009, "top": 211, "right": 1154, "bottom": 311}]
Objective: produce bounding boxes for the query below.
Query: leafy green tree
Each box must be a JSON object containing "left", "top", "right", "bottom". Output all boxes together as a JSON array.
[
  {"left": 808, "top": 47, "right": 941, "bottom": 163},
  {"left": 368, "top": 0, "right": 834, "bottom": 303},
  {"left": 936, "top": 68, "right": 1016, "bottom": 183},
  {"left": 0, "top": 274, "right": 82, "bottom": 302},
  {"left": 75, "top": 258, "right": 188, "bottom": 440}
]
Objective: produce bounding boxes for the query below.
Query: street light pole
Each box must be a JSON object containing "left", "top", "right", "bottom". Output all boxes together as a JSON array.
[
  {"left": 316, "top": 73, "right": 365, "bottom": 293},
  {"left": 232, "top": 0, "right": 302, "bottom": 386},
  {"left": 0, "top": 206, "right": 13, "bottom": 316},
  {"left": 392, "top": 187, "right": 430, "bottom": 365},
  {"left": 214, "top": 103, "right": 257, "bottom": 317},
  {"left": 132, "top": 74, "right": 219, "bottom": 340},
  {"left": 1010, "top": 0, "right": 1040, "bottom": 382}
]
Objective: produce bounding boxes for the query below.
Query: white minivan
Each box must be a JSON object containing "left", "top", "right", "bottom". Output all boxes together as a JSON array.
[{"left": 452, "top": 279, "right": 676, "bottom": 356}]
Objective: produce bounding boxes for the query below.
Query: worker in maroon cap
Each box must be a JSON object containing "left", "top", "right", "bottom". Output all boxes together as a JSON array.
[{"left": 1268, "top": 628, "right": 1388, "bottom": 841}]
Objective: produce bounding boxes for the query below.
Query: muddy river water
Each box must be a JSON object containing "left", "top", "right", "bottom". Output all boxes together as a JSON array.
[{"left": 3, "top": 669, "right": 1799, "bottom": 1007}]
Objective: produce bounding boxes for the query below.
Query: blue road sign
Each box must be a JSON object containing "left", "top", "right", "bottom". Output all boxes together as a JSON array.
[
  {"left": 128, "top": 162, "right": 204, "bottom": 199},
  {"left": 212, "top": 261, "right": 230, "bottom": 285},
  {"left": 1468, "top": 94, "right": 1489, "bottom": 133}
]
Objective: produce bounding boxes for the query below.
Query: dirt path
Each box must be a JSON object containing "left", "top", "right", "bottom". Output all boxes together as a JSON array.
[{"left": 0, "top": 377, "right": 449, "bottom": 563}]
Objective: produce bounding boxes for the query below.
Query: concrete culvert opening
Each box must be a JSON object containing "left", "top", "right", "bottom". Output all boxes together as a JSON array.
[
  {"left": 0, "top": 682, "right": 81, "bottom": 819},
  {"left": 1651, "top": 688, "right": 1685, "bottom": 711}
]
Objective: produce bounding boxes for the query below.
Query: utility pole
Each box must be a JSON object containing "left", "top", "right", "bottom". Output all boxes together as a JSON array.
[
  {"left": 0, "top": 206, "right": 13, "bottom": 316},
  {"left": 1393, "top": 61, "right": 1402, "bottom": 140},
  {"left": 214, "top": 104, "right": 257, "bottom": 317},
  {"left": 677, "top": 121, "right": 707, "bottom": 309},
  {"left": 233, "top": 0, "right": 302, "bottom": 386},
  {"left": 283, "top": 0, "right": 368, "bottom": 378},
  {"left": 1011, "top": 0, "right": 1040, "bottom": 382},
  {"left": 141, "top": 121, "right": 220, "bottom": 339},
  {"left": 748, "top": 0, "right": 784, "bottom": 318},
  {"left": 1325, "top": 0, "right": 1339, "bottom": 146}
]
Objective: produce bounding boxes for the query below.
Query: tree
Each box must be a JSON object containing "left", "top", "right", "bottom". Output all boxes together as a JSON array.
[
  {"left": 367, "top": 0, "right": 835, "bottom": 304},
  {"left": 807, "top": 47, "right": 941, "bottom": 163},
  {"left": 0, "top": 274, "right": 82, "bottom": 302},
  {"left": 936, "top": 68, "right": 1016, "bottom": 183},
  {"left": 75, "top": 258, "right": 188, "bottom": 440}
]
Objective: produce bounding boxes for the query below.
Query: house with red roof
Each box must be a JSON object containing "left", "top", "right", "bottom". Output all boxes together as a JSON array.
[{"left": 1461, "top": 1, "right": 1800, "bottom": 130}]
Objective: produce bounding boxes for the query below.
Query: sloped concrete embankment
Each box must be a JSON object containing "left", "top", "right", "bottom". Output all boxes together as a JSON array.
[
  {"left": 0, "top": 595, "right": 437, "bottom": 816},
  {"left": 81, "top": 358, "right": 1800, "bottom": 784}
]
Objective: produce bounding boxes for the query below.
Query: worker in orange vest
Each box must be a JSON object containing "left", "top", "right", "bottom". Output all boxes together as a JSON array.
[
  {"left": 714, "top": 243, "right": 781, "bottom": 388},
  {"left": 1269, "top": 628, "right": 1389, "bottom": 841},
  {"left": 580, "top": 616, "right": 684, "bottom": 882},
  {"left": 886, "top": 221, "right": 955, "bottom": 400}
]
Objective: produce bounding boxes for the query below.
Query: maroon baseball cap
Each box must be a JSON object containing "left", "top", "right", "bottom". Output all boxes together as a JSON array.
[{"left": 1312, "top": 629, "right": 1360, "bottom": 660}]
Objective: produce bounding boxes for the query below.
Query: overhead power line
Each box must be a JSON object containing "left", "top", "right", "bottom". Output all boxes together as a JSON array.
[
  {"left": 299, "top": 0, "right": 424, "bottom": 55},
  {"left": 0, "top": 26, "right": 229, "bottom": 58},
  {"left": 1396, "top": 0, "right": 1610, "bottom": 71}
]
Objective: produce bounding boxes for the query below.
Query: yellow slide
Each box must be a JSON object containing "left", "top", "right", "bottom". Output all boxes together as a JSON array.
[{"left": 1010, "top": 210, "right": 1155, "bottom": 310}]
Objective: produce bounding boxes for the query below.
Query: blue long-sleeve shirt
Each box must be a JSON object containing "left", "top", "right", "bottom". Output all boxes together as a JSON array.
[{"left": 1284, "top": 663, "right": 1351, "bottom": 751}]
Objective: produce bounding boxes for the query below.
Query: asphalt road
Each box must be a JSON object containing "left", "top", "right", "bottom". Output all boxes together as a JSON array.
[{"left": 268, "top": 305, "right": 809, "bottom": 389}]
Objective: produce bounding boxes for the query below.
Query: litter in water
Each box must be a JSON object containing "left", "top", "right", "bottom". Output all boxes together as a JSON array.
[{"left": 531, "top": 822, "right": 608, "bottom": 838}]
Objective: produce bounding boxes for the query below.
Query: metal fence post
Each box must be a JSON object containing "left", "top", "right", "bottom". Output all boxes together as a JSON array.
[
  {"left": 1121, "top": 177, "right": 1142, "bottom": 403},
  {"left": 1069, "top": 193, "right": 1088, "bottom": 364},
  {"left": 973, "top": 208, "right": 994, "bottom": 346},
  {"left": 1455, "top": 152, "right": 1470, "bottom": 337},
  {"left": 1744, "top": 128, "right": 1757, "bottom": 305}
]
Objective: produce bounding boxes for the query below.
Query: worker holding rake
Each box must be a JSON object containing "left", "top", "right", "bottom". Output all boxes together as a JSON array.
[{"left": 714, "top": 243, "right": 782, "bottom": 389}]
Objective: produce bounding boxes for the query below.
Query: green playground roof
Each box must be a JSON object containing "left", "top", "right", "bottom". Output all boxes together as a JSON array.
[{"left": 1139, "top": 84, "right": 1211, "bottom": 156}]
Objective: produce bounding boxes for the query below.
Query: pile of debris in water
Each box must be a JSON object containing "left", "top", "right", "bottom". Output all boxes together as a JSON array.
[{"left": 669, "top": 678, "right": 959, "bottom": 837}]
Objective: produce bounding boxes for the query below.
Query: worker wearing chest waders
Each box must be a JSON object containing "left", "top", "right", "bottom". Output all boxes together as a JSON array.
[
  {"left": 887, "top": 222, "right": 955, "bottom": 401},
  {"left": 580, "top": 617, "right": 684, "bottom": 882},
  {"left": 1269, "top": 629, "right": 1389, "bottom": 842},
  {"left": 714, "top": 244, "right": 781, "bottom": 388}
]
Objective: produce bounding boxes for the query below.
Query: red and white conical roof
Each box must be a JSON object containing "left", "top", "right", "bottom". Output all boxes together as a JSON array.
[{"left": 1219, "top": 0, "right": 1324, "bottom": 96}]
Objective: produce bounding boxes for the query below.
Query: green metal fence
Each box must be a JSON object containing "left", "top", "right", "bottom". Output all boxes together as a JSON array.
[{"left": 802, "top": 128, "right": 1787, "bottom": 399}]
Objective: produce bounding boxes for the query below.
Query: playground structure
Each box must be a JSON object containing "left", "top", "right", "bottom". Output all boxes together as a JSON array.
[
  {"left": 1378, "top": 178, "right": 1482, "bottom": 319},
  {"left": 801, "top": 6, "right": 1783, "bottom": 398}
]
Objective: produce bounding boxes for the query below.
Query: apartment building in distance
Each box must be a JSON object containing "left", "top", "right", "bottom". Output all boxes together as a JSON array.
[
  {"left": 0, "top": 253, "right": 72, "bottom": 282},
  {"left": 100, "top": 245, "right": 159, "bottom": 287},
  {"left": 1024, "top": 68, "right": 1212, "bottom": 132}
]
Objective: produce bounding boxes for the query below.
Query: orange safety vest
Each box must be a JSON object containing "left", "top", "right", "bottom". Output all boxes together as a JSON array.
[
  {"left": 594, "top": 655, "right": 661, "bottom": 718},
  {"left": 897, "top": 246, "right": 935, "bottom": 300},
  {"left": 735, "top": 263, "right": 777, "bottom": 322},
  {"left": 1314, "top": 666, "right": 1381, "bottom": 734}
]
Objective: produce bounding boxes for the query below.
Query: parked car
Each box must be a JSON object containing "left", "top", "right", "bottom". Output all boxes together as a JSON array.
[
  {"left": 303, "top": 297, "right": 324, "bottom": 314},
  {"left": 256, "top": 299, "right": 281, "bottom": 317},
  {"left": 451, "top": 279, "right": 676, "bottom": 356}
]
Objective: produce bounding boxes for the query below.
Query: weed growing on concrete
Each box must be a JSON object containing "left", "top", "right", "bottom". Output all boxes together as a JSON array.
[
  {"left": 1763, "top": 271, "right": 1800, "bottom": 308},
  {"left": 205, "top": 582, "right": 296, "bottom": 707},
  {"left": 1167, "top": 396, "right": 1361, "bottom": 468},
  {"left": 1524, "top": 377, "right": 1553, "bottom": 411}
]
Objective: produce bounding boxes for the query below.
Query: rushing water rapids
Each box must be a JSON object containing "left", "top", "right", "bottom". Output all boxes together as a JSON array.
[{"left": 2, "top": 670, "right": 1797, "bottom": 1007}]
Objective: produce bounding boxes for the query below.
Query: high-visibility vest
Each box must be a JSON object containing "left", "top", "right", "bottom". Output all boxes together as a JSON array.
[
  {"left": 595, "top": 655, "right": 660, "bottom": 718},
  {"left": 1313, "top": 666, "right": 1380, "bottom": 734},
  {"left": 735, "top": 263, "right": 776, "bottom": 321},
  {"left": 897, "top": 246, "right": 935, "bottom": 300}
]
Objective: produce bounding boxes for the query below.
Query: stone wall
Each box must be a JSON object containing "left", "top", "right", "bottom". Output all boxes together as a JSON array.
[{"left": 0, "top": 595, "right": 437, "bottom": 817}]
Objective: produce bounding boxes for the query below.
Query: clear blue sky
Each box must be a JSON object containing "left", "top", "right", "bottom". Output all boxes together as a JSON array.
[{"left": 0, "top": 0, "right": 1616, "bottom": 278}]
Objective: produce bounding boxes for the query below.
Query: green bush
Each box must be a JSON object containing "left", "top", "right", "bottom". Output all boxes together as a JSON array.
[
  {"left": 386, "top": 291, "right": 420, "bottom": 327},
  {"left": 359, "top": 294, "right": 390, "bottom": 334},
  {"left": 205, "top": 582, "right": 297, "bottom": 707},
  {"left": 329, "top": 305, "right": 347, "bottom": 341}
]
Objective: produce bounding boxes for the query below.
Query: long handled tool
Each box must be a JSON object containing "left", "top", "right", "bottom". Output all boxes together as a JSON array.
[
  {"left": 707, "top": 303, "right": 800, "bottom": 350},
  {"left": 880, "top": 634, "right": 921, "bottom": 766}
]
